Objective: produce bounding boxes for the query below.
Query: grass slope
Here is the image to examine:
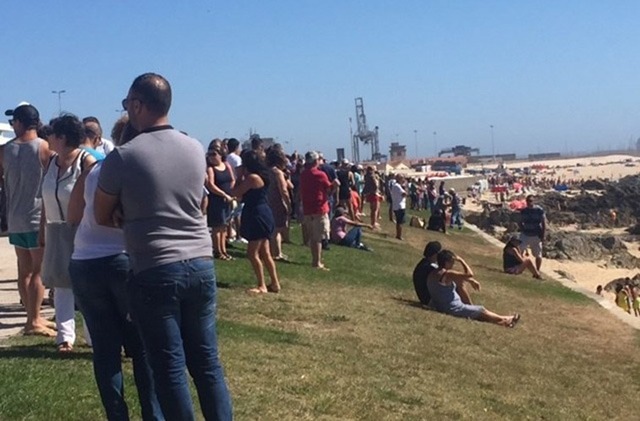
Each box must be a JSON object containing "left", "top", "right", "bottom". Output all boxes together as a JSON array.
[{"left": 0, "top": 221, "right": 638, "bottom": 420}]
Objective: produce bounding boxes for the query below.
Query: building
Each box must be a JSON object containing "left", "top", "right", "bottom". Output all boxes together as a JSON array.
[{"left": 389, "top": 142, "right": 407, "bottom": 161}]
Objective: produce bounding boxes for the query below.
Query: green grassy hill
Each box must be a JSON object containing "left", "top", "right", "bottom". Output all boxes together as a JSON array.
[{"left": 1, "top": 221, "right": 639, "bottom": 420}]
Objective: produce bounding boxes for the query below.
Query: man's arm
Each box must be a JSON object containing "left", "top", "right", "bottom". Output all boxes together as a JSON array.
[{"left": 94, "top": 187, "right": 121, "bottom": 227}]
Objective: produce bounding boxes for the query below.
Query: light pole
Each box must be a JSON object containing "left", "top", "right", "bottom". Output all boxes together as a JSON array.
[
  {"left": 51, "top": 90, "right": 66, "bottom": 114},
  {"left": 433, "top": 131, "right": 437, "bottom": 156},
  {"left": 490, "top": 124, "right": 495, "bottom": 162},
  {"left": 413, "top": 129, "right": 418, "bottom": 158}
]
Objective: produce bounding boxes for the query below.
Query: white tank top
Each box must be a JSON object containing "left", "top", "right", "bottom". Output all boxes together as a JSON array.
[{"left": 72, "top": 162, "right": 126, "bottom": 260}]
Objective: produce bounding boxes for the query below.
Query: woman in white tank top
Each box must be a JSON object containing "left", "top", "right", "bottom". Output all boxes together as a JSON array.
[{"left": 39, "top": 115, "right": 96, "bottom": 352}]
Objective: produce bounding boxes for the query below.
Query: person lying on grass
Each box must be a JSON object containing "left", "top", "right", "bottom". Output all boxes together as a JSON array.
[
  {"left": 502, "top": 236, "right": 542, "bottom": 279},
  {"left": 427, "top": 249, "right": 521, "bottom": 328}
]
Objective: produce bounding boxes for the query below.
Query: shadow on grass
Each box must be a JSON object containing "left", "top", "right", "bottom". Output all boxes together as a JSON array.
[
  {"left": 391, "top": 296, "right": 427, "bottom": 310},
  {"left": 218, "top": 319, "right": 302, "bottom": 345},
  {"left": 0, "top": 343, "right": 93, "bottom": 361}
]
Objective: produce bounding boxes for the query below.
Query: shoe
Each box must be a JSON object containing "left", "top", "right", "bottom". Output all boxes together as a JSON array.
[
  {"left": 57, "top": 342, "right": 74, "bottom": 353},
  {"left": 358, "top": 243, "right": 373, "bottom": 252},
  {"left": 238, "top": 237, "right": 249, "bottom": 244}
]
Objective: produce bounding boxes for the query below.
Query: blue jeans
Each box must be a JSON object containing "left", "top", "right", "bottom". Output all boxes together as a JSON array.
[
  {"left": 450, "top": 209, "right": 463, "bottom": 228},
  {"left": 128, "top": 257, "right": 232, "bottom": 421},
  {"left": 339, "top": 227, "right": 362, "bottom": 248},
  {"left": 70, "top": 253, "right": 163, "bottom": 421}
]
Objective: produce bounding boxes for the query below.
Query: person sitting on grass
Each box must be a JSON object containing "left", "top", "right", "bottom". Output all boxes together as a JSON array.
[
  {"left": 427, "top": 250, "right": 521, "bottom": 327},
  {"left": 413, "top": 241, "right": 476, "bottom": 307},
  {"left": 330, "top": 206, "right": 373, "bottom": 251},
  {"left": 502, "top": 236, "right": 542, "bottom": 279}
]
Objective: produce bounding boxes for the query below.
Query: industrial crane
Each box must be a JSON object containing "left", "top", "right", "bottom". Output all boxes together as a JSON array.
[{"left": 351, "top": 97, "right": 381, "bottom": 163}]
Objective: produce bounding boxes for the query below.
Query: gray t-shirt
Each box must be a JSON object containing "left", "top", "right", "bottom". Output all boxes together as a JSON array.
[
  {"left": 98, "top": 126, "right": 212, "bottom": 273},
  {"left": 3, "top": 138, "right": 45, "bottom": 233}
]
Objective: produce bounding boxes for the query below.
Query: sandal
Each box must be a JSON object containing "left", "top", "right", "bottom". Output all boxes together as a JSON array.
[
  {"left": 57, "top": 342, "right": 74, "bottom": 353},
  {"left": 508, "top": 313, "right": 521, "bottom": 328}
]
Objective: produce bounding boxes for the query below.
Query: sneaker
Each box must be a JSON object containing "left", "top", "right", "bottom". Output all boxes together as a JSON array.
[
  {"left": 358, "top": 243, "right": 373, "bottom": 252},
  {"left": 237, "top": 237, "right": 249, "bottom": 244}
]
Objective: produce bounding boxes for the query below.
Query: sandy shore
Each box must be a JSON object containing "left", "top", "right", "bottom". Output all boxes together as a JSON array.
[{"left": 465, "top": 154, "right": 640, "bottom": 315}]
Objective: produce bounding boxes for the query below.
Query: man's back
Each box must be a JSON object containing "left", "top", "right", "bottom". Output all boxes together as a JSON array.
[
  {"left": 520, "top": 205, "right": 544, "bottom": 236},
  {"left": 98, "top": 128, "right": 211, "bottom": 272},
  {"left": 412, "top": 258, "right": 437, "bottom": 305},
  {"left": 3, "top": 138, "right": 45, "bottom": 233}
]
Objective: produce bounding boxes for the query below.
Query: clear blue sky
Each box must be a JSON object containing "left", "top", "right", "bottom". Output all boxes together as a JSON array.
[{"left": 3, "top": 1, "right": 640, "bottom": 160}]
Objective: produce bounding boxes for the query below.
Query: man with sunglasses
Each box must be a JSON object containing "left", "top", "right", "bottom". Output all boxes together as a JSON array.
[
  {"left": 95, "top": 73, "right": 232, "bottom": 420},
  {"left": 1, "top": 103, "right": 56, "bottom": 337}
]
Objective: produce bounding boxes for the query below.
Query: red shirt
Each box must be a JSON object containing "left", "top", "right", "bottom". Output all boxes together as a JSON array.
[{"left": 300, "top": 166, "right": 332, "bottom": 215}]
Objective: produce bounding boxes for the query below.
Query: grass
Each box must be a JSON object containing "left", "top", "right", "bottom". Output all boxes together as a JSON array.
[{"left": 1, "top": 219, "right": 639, "bottom": 420}]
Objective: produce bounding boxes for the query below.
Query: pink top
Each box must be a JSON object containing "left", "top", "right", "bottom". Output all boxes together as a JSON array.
[{"left": 330, "top": 216, "right": 349, "bottom": 242}]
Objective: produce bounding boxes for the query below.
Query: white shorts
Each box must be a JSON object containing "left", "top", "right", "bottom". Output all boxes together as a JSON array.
[{"left": 520, "top": 234, "right": 542, "bottom": 258}]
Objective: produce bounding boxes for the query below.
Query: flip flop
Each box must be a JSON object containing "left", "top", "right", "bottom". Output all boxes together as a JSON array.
[
  {"left": 509, "top": 313, "right": 521, "bottom": 328},
  {"left": 266, "top": 284, "right": 281, "bottom": 293},
  {"left": 24, "top": 327, "right": 56, "bottom": 337}
]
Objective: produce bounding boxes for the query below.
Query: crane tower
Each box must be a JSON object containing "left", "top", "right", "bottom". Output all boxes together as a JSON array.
[{"left": 351, "top": 97, "right": 380, "bottom": 163}]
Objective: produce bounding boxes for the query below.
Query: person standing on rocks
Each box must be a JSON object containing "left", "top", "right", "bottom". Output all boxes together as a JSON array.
[{"left": 519, "top": 195, "right": 546, "bottom": 272}]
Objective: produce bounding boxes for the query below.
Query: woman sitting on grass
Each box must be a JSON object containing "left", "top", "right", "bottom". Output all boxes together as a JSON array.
[
  {"left": 329, "top": 206, "right": 373, "bottom": 251},
  {"left": 427, "top": 249, "right": 521, "bottom": 328},
  {"left": 502, "top": 236, "right": 542, "bottom": 279}
]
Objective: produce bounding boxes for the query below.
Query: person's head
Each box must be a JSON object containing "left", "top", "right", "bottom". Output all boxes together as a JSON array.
[
  {"left": 366, "top": 165, "right": 374, "bottom": 174},
  {"left": 82, "top": 116, "right": 101, "bottom": 126},
  {"left": 227, "top": 137, "right": 240, "bottom": 154},
  {"left": 266, "top": 145, "right": 288, "bottom": 169},
  {"left": 118, "top": 122, "right": 140, "bottom": 146},
  {"left": 506, "top": 235, "right": 522, "bottom": 249},
  {"left": 111, "top": 114, "right": 130, "bottom": 145},
  {"left": 615, "top": 284, "right": 623, "bottom": 293},
  {"left": 334, "top": 206, "right": 347, "bottom": 218},
  {"left": 436, "top": 249, "right": 456, "bottom": 269},
  {"left": 526, "top": 195, "right": 534, "bottom": 207},
  {"left": 449, "top": 188, "right": 456, "bottom": 196},
  {"left": 423, "top": 241, "right": 442, "bottom": 262},
  {"left": 5, "top": 104, "right": 40, "bottom": 136},
  {"left": 207, "top": 144, "right": 226, "bottom": 164},
  {"left": 395, "top": 173, "right": 404, "bottom": 183},
  {"left": 241, "top": 149, "right": 269, "bottom": 183},
  {"left": 84, "top": 123, "right": 101, "bottom": 148},
  {"left": 596, "top": 285, "right": 603, "bottom": 293},
  {"left": 123, "top": 73, "right": 172, "bottom": 130},
  {"left": 37, "top": 124, "right": 54, "bottom": 140},
  {"left": 207, "top": 138, "right": 223, "bottom": 154},
  {"left": 305, "top": 150, "right": 319, "bottom": 167},
  {"left": 341, "top": 158, "right": 350, "bottom": 168},
  {"left": 250, "top": 135, "right": 263, "bottom": 151},
  {"left": 52, "top": 113, "right": 84, "bottom": 149}
]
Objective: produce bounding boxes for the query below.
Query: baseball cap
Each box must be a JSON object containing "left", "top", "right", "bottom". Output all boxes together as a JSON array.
[
  {"left": 305, "top": 150, "right": 319, "bottom": 164},
  {"left": 5, "top": 103, "right": 40, "bottom": 125}
]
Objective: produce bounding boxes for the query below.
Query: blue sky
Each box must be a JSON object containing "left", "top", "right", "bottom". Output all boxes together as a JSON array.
[{"left": 3, "top": 1, "right": 640, "bottom": 160}]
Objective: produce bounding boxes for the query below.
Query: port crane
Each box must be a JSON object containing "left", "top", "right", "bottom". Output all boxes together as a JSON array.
[{"left": 351, "top": 97, "right": 380, "bottom": 163}]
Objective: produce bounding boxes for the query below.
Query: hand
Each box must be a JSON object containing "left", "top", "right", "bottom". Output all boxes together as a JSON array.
[{"left": 469, "top": 279, "right": 481, "bottom": 291}]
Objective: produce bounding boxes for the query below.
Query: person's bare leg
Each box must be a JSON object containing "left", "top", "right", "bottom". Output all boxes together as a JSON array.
[
  {"left": 259, "top": 240, "right": 280, "bottom": 292},
  {"left": 525, "top": 258, "right": 541, "bottom": 278},
  {"left": 535, "top": 256, "right": 542, "bottom": 272},
  {"left": 211, "top": 231, "right": 219, "bottom": 256},
  {"left": 311, "top": 241, "right": 324, "bottom": 268},
  {"left": 17, "top": 247, "right": 50, "bottom": 332},
  {"left": 220, "top": 229, "right": 228, "bottom": 257},
  {"left": 270, "top": 231, "right": 282, "bottom": 258},
  {"left": 456, "top": 283, "right": 473, "bottom": 305},
  {"left": 247, "top": 241, "right": 267, "bottom": 292},
  {"left": 478, "top": 309, "right": 516, "bottom": 327}
]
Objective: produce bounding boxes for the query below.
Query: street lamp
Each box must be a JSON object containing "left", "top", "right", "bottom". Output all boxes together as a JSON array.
[
  {"left": 413, "top": 129, "right": 418, "bottom": 158},
  {"left": 490, "top": 125, "right": 495, "bottom": 162},
  {"left": 52, "top": 90, "right": 66, "bottom": 114}
]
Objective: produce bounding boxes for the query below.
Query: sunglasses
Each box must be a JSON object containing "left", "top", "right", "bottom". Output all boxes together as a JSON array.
[{"left": 121, "top": 97, "right": 143, "bottom": 111}]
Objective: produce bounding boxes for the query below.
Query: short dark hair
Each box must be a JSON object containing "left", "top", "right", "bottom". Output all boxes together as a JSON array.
[
  {"left": 82, "top": 116, "right": 101, "bottom": 125},
  {"left": 241, "top": 149, "right": 270, "bottom": 185},
  {"left": 423, "top": 241, "right": 442, "bottom": 258},
  {"left": 52, "top": 114, "right": 84, "bottom": 148},
  {"left": 37, "top": 124, "right": 54, "bottom": 139},
  {"left": 227, "top": 138, "right": 240, "bottom": 152},
  {"left": 436, "top": 249, "right": 456, "bottom": 268},
  {"left": 251, "top": 136, "right": 263, "bottom": 151},
  {"left": 129, "top": 73, "right": 172, "bottom": 116}
]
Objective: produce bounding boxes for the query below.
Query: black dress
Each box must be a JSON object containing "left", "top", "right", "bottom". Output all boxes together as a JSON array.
[
  {"left": 240, "top": 185, "right": 275, "bottom": 241},
  {"left": 207, "top": 165, "right": 233, "bottom": 228}
]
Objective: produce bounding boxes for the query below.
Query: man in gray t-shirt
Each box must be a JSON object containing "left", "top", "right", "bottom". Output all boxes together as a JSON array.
[{"left": 95, "top": 73, "right": 232, "bottom": 420}]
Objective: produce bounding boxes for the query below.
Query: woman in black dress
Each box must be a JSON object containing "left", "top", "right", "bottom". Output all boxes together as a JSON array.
[
  {"left": 231, "top": 150, "right": 281, "bottom": 293},
  {"left": 205, "top": 144, "right": 235, "bottom": 260}
]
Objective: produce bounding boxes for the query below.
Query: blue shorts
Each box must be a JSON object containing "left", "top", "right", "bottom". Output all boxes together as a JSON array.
[
  {"left": 448, "top": 304, "right": 485, "bottom": 320},
  {"left": 394, "top": 209, "right": 406, "bottom": 225},
  {"left": 9, "top": 231, "right": 39, "bottom": 249}
]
